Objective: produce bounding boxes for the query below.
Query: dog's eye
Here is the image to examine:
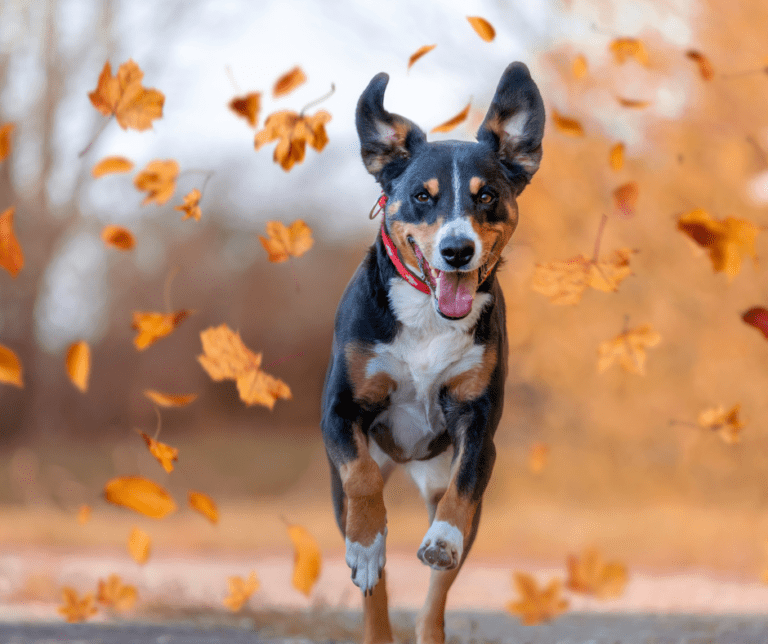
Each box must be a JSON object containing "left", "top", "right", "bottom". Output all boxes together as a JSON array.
[
  {"left": 414, "top": 191, "right": 430, "bottom": 203},
  {"left": 477, "top": 190, "right": 495, "bottom": 204}
]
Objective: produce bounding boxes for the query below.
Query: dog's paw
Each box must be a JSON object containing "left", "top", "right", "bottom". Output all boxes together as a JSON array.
[
  {"left": 345, "top": 528, "right": 386, "bottom": 595},
  {"left": 417, "top": 521, "right": 463, "bottom": 571}
]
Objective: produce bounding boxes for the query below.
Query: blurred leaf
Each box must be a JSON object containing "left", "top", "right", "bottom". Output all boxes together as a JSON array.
[
  {"left": 566, "top": 548, "right": 628, "bottom": 598},
  {"left": 88, "top": 60, "right": 164, "bottom": 131},
  {"left": 98, "top": 574, "right": 138, "bottom": 610},
  {"left": 609, "top": 38, "right": 649, "bottom": 65},
  {"left": 431, "top": 101, "right": 471, "bottom": 134},
  {"left": 613, "top": 182, "right": 639, "bottom": 218},
  {"left": 506, "top": 572, "right": 568, "bottom": 625},
  {"left": 58, "top": 587, "right": 98, "bottom": 623},
  {"left": 697, "top": 404, "right": 744, "bottom": 444},
  {"left": 0, "top": 206, "right": 24, "bottom": 277},
  {"left": 127, "top": 528, "right": 151, "bottom": 565},
  {"left": 101, "top": 225, "right": 136, "bottom": 251},
  {"left": 65, "top": 341, "right": 90, "bottom": 393},
  {"left": 597, "top": 324, "right": 661, "bottom": 375},
  {"left": 131, "top": 310, "right": 192, "bottom": 351},
  {"left": 742, "top": 307, "right": 768, "bottom": 339},
  {"left": 222, "top": 571, "right": 259, "bottom": 612},
  {"left": 572, "top": 54, "right": 588, "bottom": 79},
  {"left": 134, "top": 159, "right": 179, "bottom": 206},
  {"left": 237, "top": 368, "right": 292, "bottom": 410},
  {"left": 254, "top": 110, "right": 331, "bottom": 171},
  {"left": 467, "top": 16, "right": 495, "bottom": 42},
  {"left": 143, "top": 390, "right": 198, "bottom": 408},
  {"left": 609, "top": 143, "right": 624, "bottom": 171},
  {"left": 175, "top": 188, "right": 202, "bottom": 221},
  {"left": 0, "top": 343, "right": 23, "bottom": 388},
  {"left": 92, "top": 156, "right": 134, "bottom": 178},
  {"left": 287, "top": 523, "right": 322, "bottom": 596},
  {"left": 408, "top": 44, "right": 437, "bottom": 69},
  {"left": 138, "top": 431, "right": 179, "bottom": 473},
  {"left": 77, "top": 504, "right": 91, "bottom": 525},
  {"left": 617, "top": 97, "right": 651, "bottom": 109},
  {"left": 103, "top": 476, "right": 177, "bottom": 519},
  {"left": 552, "top": 110, "right": 584, "bottom": 137},
  {"left": 528, "top": 442, "right": 548, "bottom": 474},
  {"left": 229, "top": 92, "right": 261, "bottom": 127},
  {"left": 686, "top": 50, "right": 714, "bottom": 80},
  {"left": 273, "top": 66, "right": 307, "bottom": 97},
  {"left": 189, "top": 490, "right": 219, "bottom": 524},
  {"left": 259, "top": 220, "right": 314, "bottom": 263},
  {"left": 0, "top": 123, "right": 15, "bottom": 163}
]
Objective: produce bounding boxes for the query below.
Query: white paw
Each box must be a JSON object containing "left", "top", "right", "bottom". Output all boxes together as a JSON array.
[
  {"left": 417, "top": 520, "right": 463, "bottom": 570},
  {"left": 345, "top": 528, "right": 387, "bottom": 595}
]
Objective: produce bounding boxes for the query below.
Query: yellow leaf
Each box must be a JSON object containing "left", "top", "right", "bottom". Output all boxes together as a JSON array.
[
  {"left": 77, "top": 504, "right": 91, "bottom": 524},
  {"left": 467, "top": 16, "right": 495, "bottom": 42},
  {"left": 506, "top": 572, "right": 568, "bottom": 625},
  {"left": 66, "top": 341, "right": 91, "bottom": 393},
  {"left": 408, "top": 44, "right": 437, "bottom": 70},
  {"left": 222, "top": 571, "right": 259, "bottom": 612},
  {"left": 97, "top": 574, "right": 138, "bottom": 611},
  {"left": 273, "top": 66, "right": 307, "bottom": 97},
  {"left": 552, "top": 110, "right": 584, "bottom": 137},
  {"left": 254, "top": 109, "right": 331, "bottom": 171},
  {"left": 613, "top": 182, "right": 639, "bottom": 218},
  {"left": 174, "top": 188, "right": 202, "bottom": 221},
  {"left": 58, "top": 587, "right": 98, "bottom": 623},
  {"left": 597, "top": 323, "right": 661, "bottom": 375},
  {"left": 0, "top": 343, "right": 23, "bottom": 387},
  {"left": 138, "top": 431, "right": 179, "bottom": 473},
  {"left": 92, "top": 156, "right": 134, "bottom": 178},
  {"left": 528, "top": 442, "right": 549, "bottom": 474},
  {"left": 609, "top": 143, "right": 624, "bottom": 171},
  {"left": 0, "top": 122, "right": 15, "bottom": 163},
  {"left": 229, "top": 92, "right": 261, "bottom": 127},
  {"left": 572, "top": 54, "right": 588, "bottom": 79},
  {"left": 697, "top": 404, "right": 744, "bottom": 444},
  {"left": 430, "top": 101, "right": 471, "bottom": 134},
  {"left": 0, "top": 206, "right": 24, "bottom": 278},
  {"left": 103, "top": 476, "right": 177, "bottom": 519},
  {"left": 686, "top": 50, "right": 714, "bottom": 80},
  {"left": 236, "top": 368, "right": 292, "bottom": 410},
  {"left": 287, "top": 523, "right": 322, "bottom": 596},
  {"left": 143, "top": 389, "right": 198, "bottom": 408},
  {"left": 566, "top": 548, "right": 628, "bottom": 598},
  {"left": 134, "top": 159, "right": 179, "bottom": 206},
  {"left": 609, "top": 38, "right": 649, "bottom": 66},
  {"left": 101, "top": 225, "right": 136, "bottom": 250},
  {"left": 127, "top": 527, "right": 151, "bottom": 565},
  {"left": 189, "top": 490, "right": 219, "bottom": 524},
  {"left": 131, "top": 310, "right": 192, "bottom": 351},
  {"left": 258, "top": 220, "right": 314, "bottom": 263}
]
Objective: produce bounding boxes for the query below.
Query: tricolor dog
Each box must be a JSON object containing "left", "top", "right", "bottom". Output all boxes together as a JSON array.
[{"left": 321, "top": 62, "right": 545, "bottom": 644}]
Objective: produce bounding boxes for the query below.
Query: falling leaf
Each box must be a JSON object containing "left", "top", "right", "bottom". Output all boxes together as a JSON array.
[
  {"left": 408, "top": 44, "right": 437, "bottom": 70},
  {"left": 88, "top": 59, "right": 164, "bottom": 131},
  {"left": 273, "top": 66, "right": 307, "bottom": 97},
  {"left": 506, "top": 573, "right": 569, "bottom": 625},
  {"left": 77, "top": 504, "right": 91, "bottom": 525},
  {"left": 0, "top": 206, "right": 24, "bottom": 277},
  {"left": 0, "top": 343, "right": 23, "bottom": 387},
  {"left": 686, "top": 50, "right": 714, "bottom": 80},
  {"left": 597, "top": 323, "right": 661, "bottom": 375},
  {"left": 134, "top": 159, "right": 179, "bottom": 206},
  {"left": 101, "top": 225, "right": 136, "bottom": 251},
  {"left": 66, "top": 341, "right": 90, "bottom": 393},
  {"left": 742, "top": 307, "right": 768, "bottom": 339},
  {"left": 431, "top": 101, "right": 471, "bottom": 134},
  {"left": 131, "top": 310, "right": 192, "bottom": 351},
  {"left": 532, "top": 248, "right": 637, "bottom": 305},
  {"left": 143, "top": 390, "right": 198, "bottom": 408},
  {"left": 552, "top": 110, "right": 584, "bottom": 137},
  {"left": 609, "top": 38, "right": 649, "bottom": 66},
  {"left": 613, "top": 182, "right": 639, "bottom": 218},
  {"left": 92, "top": 156, "right": 134, "bottom": 178},
  {"left": 467, "top": 16, "right": 495, "bottom": 42},
  {"left": 616, "top": 97, "right": 651, "bottom": 109},
  {"left": 229, "top": 92, "right": 261, "bottom": 127},
  {"left": 103, "top": 476, "right": 177, "bottom": 519},
  {"left": 0, "top": 123, "right": 15, "bottom": 163},
  {"left": 98, "top": 574, "right": 138, "bottom": 611},
  {"left": 259, "top": 220, "right": 314, "bottom": 263},
  {"left": 189, "top": 490, "right": 219, "bottom": 524},
  {"left": 676, "top": 208, "right": 760, "bottom": 279},
  {"left": 222, "top": 571, "right": 259, "bottom": 612},
  {"left": 58, "top": 587, "right": 98, "bottom": 623},
  {"left": 566, "top": 549, "right": 628, "bottom": 598},
  {"left": 287, "top": 523, "right": 322, "bottom": 596},
  {"left": 254, "top": 109, "right": 331, "bottom": 171},
  {"left": 175, "top": 188, "right": 202, "bottom": 221},
  {"left": 127, "top": 527, "right": 151, "bottom": 565},
  {"left": 138, "top": 431, "right": 179, "bottom": 473},
  {"left": 572, "top": 54, "right": 588, "bottom": 79},
  {"left": 609, "top": 143, "right": 624, "bottom": 171},
  {"left": 197, "top": 324, "right": 292, "bottom": 409},
  {"left": 528, "top": 442, "right": 549, "bottom": 474},
  {"left": 697, "top": 404, "right": 745, "bottom": 444}
]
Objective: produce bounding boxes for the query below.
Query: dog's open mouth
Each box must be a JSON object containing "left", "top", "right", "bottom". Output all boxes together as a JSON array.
[{"left": 409, "top": 238, "right": 479, "bottom": 319}]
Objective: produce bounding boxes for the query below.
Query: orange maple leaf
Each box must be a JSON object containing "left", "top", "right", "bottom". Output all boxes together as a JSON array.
[
  {"left": 552, "top": 110, "right": 584, "bottom": 137},
  {"left": 65, "top": 341, "right": 90, "bottom": 393},
  {"left": 686, "top": 50, "right": 714, "bottom": 80},
  {"left": 609, "top": 38, "right": 649, "bottom": 65},
  {"left": 92, "top": 156, "right": 134, "bottom": 178},
  {"left": 572, "top": 54, "right": 588, "bottom": 79},
  {"left": 189, "top": 490, "right": 219, "bottom": 524},
  {"left": 0, "top": 123, "right": 15, "bottom": 163},
  {"left": 697, "top": 404, "right": 745, "bottom": 444},
  {"left": 222, "top": 571, "right": 259, "bottom": 612},
  {"left": 58, "top": 587, "right": 98, "bottom": 623},
  {"left": 467, "top": 16, "right": 495, "bottom": 42},
  {"left": 103, "top": 476, "right": 177, "bottom": 519},
  {"left": 175, "top": 188, "right": 202, "bottom": 221},
  {"left": 408, "top": 44, "right": 437, "bottom": 70},
  {"left": 273, "top": 66, "right": 307, "bottom": 97},
  {"left": 138, "top": 431, "right": 179, "bottom": 473},
  {"left": 134, "top": 159, "right": 179, "bottom": 206},
  {"left": 0, "top": 206, "right": 24, "bottom": 278},
  {"left": 0, "top": 342, "right": 23, "bottom": 388},
  {"left": 566, "top": 548, "right": 628, "bottom": 598},
  {"left": 127, "top": 527, "right": 151, "bottom": 564},
  {"left": 259, "top": 220, "right": 314, "bottom": 263},
  {"left": 254, "top": 109, "right": 331, "bottom": 171},
  {"left": 131, "top": 310, "right": 192, "bottom": 351},
  {"left": 102, "top": 225, "right": 136, "bottom": 250},
  {"left": 97, "top": 574, "right": 138, "bottom": 611},
  {"left": 229, "top": 92, "right": 261, "bottom": 127},
  {"left": 88, "top": 60, "right": 164, "bottom": 131},
  {"left": 431, "top": 101, "right": 471, "bottom": 134},
  {"left": 287, "top": 523, "right": 322, "bottom": 596},
  {"left": 597, "top": 323, "right": 661, "bottom": 375},
  {"left": 143, "top": 390, "right": 198, "bottom": 407},
  {"left": 614, "top": 182, "right": 639, "bottom": 218},
  {"left": 609, "top": 143, "right": 624, "bottom": 170},
  {"left": 506, "top": 572, "right": 569, "bottom": 625}
]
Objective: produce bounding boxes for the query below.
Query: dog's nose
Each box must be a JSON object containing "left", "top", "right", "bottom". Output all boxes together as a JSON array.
[{"left": 440, "top": 236, "right": 475, "bottom": 269}]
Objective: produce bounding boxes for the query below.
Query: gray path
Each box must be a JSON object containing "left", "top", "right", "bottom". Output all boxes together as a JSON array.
[{"left": 1, "top": 613, "right": 768, "bottom": 644}]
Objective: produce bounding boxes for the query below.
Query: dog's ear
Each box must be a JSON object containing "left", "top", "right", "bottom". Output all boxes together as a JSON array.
[
  {"left": 356, "top": 73, "right": 426, "bottom": 184},
  {"left": 477, "top": 62, "right": 545, "bottom": 187}
]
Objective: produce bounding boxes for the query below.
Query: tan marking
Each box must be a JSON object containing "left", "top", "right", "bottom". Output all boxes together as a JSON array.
[
  {"left": 363, "top": 569, "right": 394, "bottom": 644},
  {"left": 471, "top": 217, "right": 515, "bottom": 270},
  {"left": 469, "top": 176, "right": 485, "bottom": 195},
  {"left": 416, "top": 567, "right": 460, "bottom": 644},
  {"left": 423, "top": 178, "right": 439, "bottom": 197},
  {"left": 385, "top": 199, "right": 401, "bottom": 216},
  {"left": 445, "top": 347, "right": 497, "bottom": 401},
  {"left": 345, "top": 342, "right": 397, "bottom": 406},
  {"left": 363, "top": 119, "right": 413, "bottom": 176},
  {"left": 388, "top": 218, "right": 443, "bottom": 273}
]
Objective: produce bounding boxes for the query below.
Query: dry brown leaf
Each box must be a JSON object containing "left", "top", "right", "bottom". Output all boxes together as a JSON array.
[
  {"left": 597, "top": 324, "right": 661, "bottom": 375},
  {"left": 697, "top": 404, "right": 744, "bottom": 444},
  {"left": 506, "top": 572, "right": 569, "bottom": 625},
  {"left": 127, "top": 527, "right": 151, "bottom": 564},
  {"left": 677, "top": 208, "right": 760, "bottom": 279},
  {"left": 92, "top": 156, "right": 134, "bottom": 178},
  {"left": 77, "top": 504, "right": 91, "bottom": 525},
  {"left": 103, "top": 476, "right": 177, "bottom": 519},
  {"left": 229, "top": 92, "right": 261, "bottom": 127},
  {"left": 532, "top": 248, "right": 636, "bottom": 305},
  {"left": 0, "top": 343, "right": 23, "bottom": 388},
  {"left": 134, "top": 159, "right": 179, "bottom": 206},
  {"left": 138, "top": 431, "right": 179, "bottom": 473},
  {"left": 66, "top": 341, "right": 90, "bottom": 393},
  {"left": 175, "top": 188, "right": 202, "bottom": 221},
  {"left": 254, "top": 109, "right": 331, "bottom": 171},
  {"left": 617, "top": 97, "right": 651, "bottom": 109},
  {"left": 431, "top": 101, "right": 471, "bottom": 134},
  {"left": 614, "top": 182, "right": 639, "bottom": 218},
  {"left": 222, "top": 571, "right": 259, "bottom": 612},
  {"left": 287, "top": 523, "right": 322, "bottom": 596},
  {"left": 143, "top": 389, "right": 198, "bottom": 408},
  {"left": 58, "top": 587, "right": 98, "bottom": 623},
  {"left": 259, "top": 220, "right": 314, "bottom": 263},
  {"left": 572, "top": 54, "right": 588, "bottom": 79},
  {"left": 408, "top": 44, "right": 437, "bottom": 70},
  {"left": 467, "top": 16, "right": 495, "bottom": 42},
  {"left": 742, "top": 307, "right": 768, "bottom": 339},
  {"left": 97, "top": 574, "right": 138, "bottom": 611},
  {"left": 0, "top": 206, "right": 24, "bottom": 277},
  {"left": 686, "top": 50, "right": 714, "bottom": 80},
  {"left": 189, "top": 490, "right": 219, "bottom": 524},
  {"left": 552, "top": 110, "right": 584, "bottom": 137},
  {"left": 131, "top": 310, "right": 192, "bottom": 351},
  {"left": 566, "top": 548, "right": 628, "bottom": 598},
  {"left": 88, "top": 60, "right": 164, "bottom": 131},
  {"left": 0, "top": 123, "right": 15, "bottom": 163},
  {"left": 528, "top": 442, "right": 549, "bottom": 474},
  {"left": 609, "top": 38, "right": 649, "bottom": 66},
  {"left": 273, "top": 66, "right": 307, "bottom": 97},
  {"left": 101, "top": 225, "right": 136, "bottom": 251},
  {"left": 609, "top": 143, "right": 624, "bottom": 171}
]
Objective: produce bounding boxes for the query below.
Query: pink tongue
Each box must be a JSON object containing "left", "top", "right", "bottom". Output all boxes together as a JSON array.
[{"left": 437, "top": 271, "right": 476, "bottom": 318}]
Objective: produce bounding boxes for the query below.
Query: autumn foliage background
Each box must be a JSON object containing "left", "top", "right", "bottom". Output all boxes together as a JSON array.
[{"left": 2, "top": 0, "right": 768, "bottom": 613}]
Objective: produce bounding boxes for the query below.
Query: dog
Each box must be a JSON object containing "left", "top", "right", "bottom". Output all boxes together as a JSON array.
[{"left": 321, "top": 62, "right": 545, "bottom": 644}]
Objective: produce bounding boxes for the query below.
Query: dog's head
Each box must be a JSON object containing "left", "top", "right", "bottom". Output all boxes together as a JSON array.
[{"left": 356, "top": 62, "right": 544, "bottom": 320}]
